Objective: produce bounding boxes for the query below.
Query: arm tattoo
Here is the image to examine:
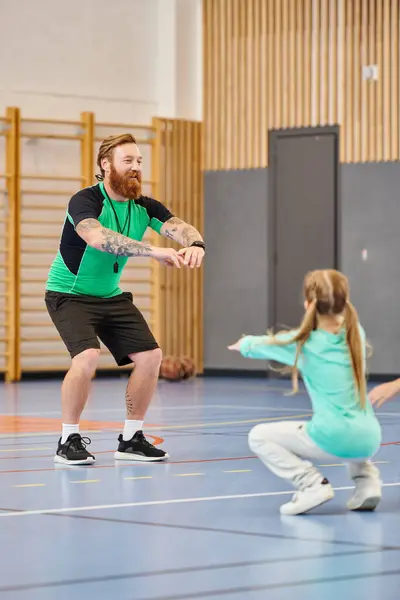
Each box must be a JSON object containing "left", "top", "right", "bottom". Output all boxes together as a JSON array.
[
  {"left": 77, "top": 218, "right": 153, "bottom": 257},
  {"left": 76, "top": 218, "right": 102, "bottom": 233},
  {"left": 162, "top": 217, "right": 203, "bottom": 247},
  {"left": 100, "top": 229, "right": 153, "bottom": 257}
]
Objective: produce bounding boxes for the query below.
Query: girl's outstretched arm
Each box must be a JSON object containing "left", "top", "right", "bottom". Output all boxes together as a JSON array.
[{"left": 228, "top": 333, "right": 301, "bottom": 368}]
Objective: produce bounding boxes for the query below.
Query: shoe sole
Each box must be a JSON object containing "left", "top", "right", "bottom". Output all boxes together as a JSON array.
[
  {"left": 54, "top": 455, "right": 95, "bottom": 466},
  {"left": 114, "top": 451, "right": 169, "bottom": 462},
  {"left": 280, "top": 491, "right": 334, "bottom": 516},
  {"left": 348, "top": 495, "right": 381, "bottom": 511}
]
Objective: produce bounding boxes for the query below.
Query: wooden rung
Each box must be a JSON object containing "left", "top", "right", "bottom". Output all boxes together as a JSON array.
[
  {"left": 21, "top": 350, "right": 69, "bottom": 357},
  {"left": 21, "top": 322, "right": 52, "bottom": 327},
  {"left": 21, "top": 234, "right": 60, "bottom": 239},
  {"left": 21, "top": 133, "right": 82, "bottom": 141},
  {"left": 22, "top": 317, "right": 151, "bottom": 330},
  {"left": 21, "top": 277, "right": 150, "bottom": 283},
  {"left": 120, "top": 264, "right": 152, "bottom": 271},
  {"left": 22, "top": 190, "right": 75, "bottom": 196},
  {"left": 20, "top": 279, "right": 50, "bottom": 283},
  {"left": 21, "top": 249, "right": 56, "bottom": 254},
  {"left": 94, "top": 137, "right": 152, "bottom": 145},
  {"left": 22, "top": 204, "right": 66, "bottom": 210},
  {"left": 118, "top": 279, "right": 151, "bottom": 284},
  {"left": 21, "top": 291, "right": 153, "bottom": 299},
  {"left": 96, "top": 122, "right": 155, "bottom": 131},
  {"left": 0, "top": 173, "right": 10, "bottom": 179},
  {"left": 21, "top": 365, "right": 69, "bottom": 372},
  {"left": 21, "top": 305, "right": 154, "bottom": 313},
  {"left": 21, "top": 175, "right": 85, "bottom": 182},
  {"left": 22, "top": 117, "right": 81, "bottom": 126},
  {"left": 22, "top": 219, "right": 63, "bottom": 225},
  {"left": 21, "top": 336, "right": 62, "bottom": 342},
  {"left": 20, "top": 364, "right": 132, "bottom": 372},
  {"left": 21, "top": 292, "right": 47, "bottom": 297},
  {"left": 130, "top": 292, "right": 154, "bottom": 298},
  {"left": 0, "top": 351, "right": 9, "bottom": 357}
]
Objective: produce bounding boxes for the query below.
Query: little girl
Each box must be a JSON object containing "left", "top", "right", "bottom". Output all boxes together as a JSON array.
[{"left": 228, "top": 269, "right": 382, "bottom": 515}]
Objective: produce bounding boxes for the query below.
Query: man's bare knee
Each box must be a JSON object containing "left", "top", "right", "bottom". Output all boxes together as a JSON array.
[
  {"left": 71, "top": 348, "right": 101, "bottom": 377},
  {"left": 129, "top": 348, "right": 163, "bottom": 371}
]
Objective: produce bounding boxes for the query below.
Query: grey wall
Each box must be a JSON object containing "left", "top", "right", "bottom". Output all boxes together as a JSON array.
[
  {"left": 341, "top": 163, "right": 400, "bottom": 375},
  {"left": 204, "top": 169, "right": 269, "bottom": 371},
  {"left": 204, "top": 162, "right": 400, "bottom": 376}
]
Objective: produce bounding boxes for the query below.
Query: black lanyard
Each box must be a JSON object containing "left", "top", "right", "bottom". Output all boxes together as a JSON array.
[{"left": 100, "top": 183, "right": 132, "bottom": 273}]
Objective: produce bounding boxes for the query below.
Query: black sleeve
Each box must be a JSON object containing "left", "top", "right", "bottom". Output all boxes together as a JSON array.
[
  {"left": 139, "top": 196, "right": 174, "bottom": 233},
  {"left": 67, "top": 189, "right": 102, "bottom": 228}
]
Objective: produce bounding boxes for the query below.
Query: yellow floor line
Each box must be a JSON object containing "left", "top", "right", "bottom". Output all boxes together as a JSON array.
[
  {"left": 319, "top": 460, "right": 389, "bottom": 467},
  {"left": 224, "top": 469, "right": 253, "bottom": 473},
  {"left": 174, "top": 473, "right": 204, "bottom": 477},
  {"left": 148, "top": 414, "right": 312, "bottom": 431},
  {"left": 14, "top": 483, "right": 46, "bottom": 488},
  {"left": 70, "top": 480, "right": 101, "bottom": 484}
]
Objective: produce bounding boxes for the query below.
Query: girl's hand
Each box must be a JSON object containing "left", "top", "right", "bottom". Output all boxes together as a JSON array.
[{"left": 227, "top": 339, "right": 243, "bottom": 352}]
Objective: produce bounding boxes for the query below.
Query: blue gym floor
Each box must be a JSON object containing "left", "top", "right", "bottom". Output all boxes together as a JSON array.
[{"left": 0, "top": 376, "right": 400, "bottom": 599}]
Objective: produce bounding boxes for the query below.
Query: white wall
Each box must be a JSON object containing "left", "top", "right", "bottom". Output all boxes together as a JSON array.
[{"left": 0, "top": 0, "right": 202, "bottom": 123}]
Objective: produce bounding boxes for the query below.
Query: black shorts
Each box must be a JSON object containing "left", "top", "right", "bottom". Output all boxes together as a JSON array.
[{"left": 45, "top": 291, "right": 159, "bottom": 366}]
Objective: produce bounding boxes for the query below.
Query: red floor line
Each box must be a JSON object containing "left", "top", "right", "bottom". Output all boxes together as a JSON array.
[
  {"left": 0, "top": 442, "right": 398, "bottom": 474},
  {"left": 0, "top": 455, "right": 257, "bottom": 474}
]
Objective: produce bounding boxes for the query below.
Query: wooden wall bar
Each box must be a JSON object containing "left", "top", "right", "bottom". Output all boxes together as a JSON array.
[
  {"left": 0, "top": 108, "right": 203, "bottom": 381},
  {"left": 203, "top": 0, "right": 400, "bottom": 169},
  {"left": 152, "top": 118, "right": 203, "bottom": 372}
]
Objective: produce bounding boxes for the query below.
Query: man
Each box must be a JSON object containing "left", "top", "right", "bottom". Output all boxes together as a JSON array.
[{"left": 45, "top": 133, "right": 205, "bottom": 465}]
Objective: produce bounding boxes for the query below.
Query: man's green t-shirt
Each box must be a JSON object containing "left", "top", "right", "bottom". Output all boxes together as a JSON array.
[{"left": 46, "top": 183, "right": 173, "bottom": 298}]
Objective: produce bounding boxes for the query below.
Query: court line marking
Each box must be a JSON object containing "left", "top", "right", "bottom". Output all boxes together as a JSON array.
[
  {"left": 8, "top": 460, "right": 389, "bottom": 488},
  {"left": 0, "top": 549, "right": 389, "bottom": 593},
  {"left": 13, "top": 483, "right": 46, "bottom": 488},
  {"left": 173, "top": 473, "right": 204, "bottom": 477},
  {"left": 319, "top": 460, "right": 389, "bottom": 467},
  {"left": 5, "top": 405, "right": 309, "bottom": 417},
  {"left": 0, "top": 453, "right": 396, "bottom": 476},
  {"left": 0, "top": 414, "right": 312, "bottom": 457},
  {"left": 0, "top": 414, "right": 312, "bottom": 442},
  {"left": 1, "top": 481, "right": 399, "bottom": 518},
  {"left": 6, "top": 460, "right": 389, "bottom": 488},
  {"left": 224, "top": 469, "right": 252, "bottom": 473},
  {"left": 0, "top": 447, "right": 52, "bottom": 453},
  {"left": 70, "top": 480, "right": 101, "bottom": 484},
  {"left": 6, "top": 404, "right": 400, "bottom": 417}
]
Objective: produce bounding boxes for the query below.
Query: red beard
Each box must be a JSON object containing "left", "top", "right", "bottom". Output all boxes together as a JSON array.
[{"left": 109, "top": 164, "right": 142, "bottom": 199}]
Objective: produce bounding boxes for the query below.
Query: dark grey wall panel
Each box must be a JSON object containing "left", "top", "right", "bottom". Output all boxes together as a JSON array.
[
  {"left": 341, "top": 162, "right": 400, "bottom": 375},
  {"left": 204, "top": 163, "right": 400, "bottom": 376},
  {"left": 204, "top": 169, "right": 269, "bottom": 371}
]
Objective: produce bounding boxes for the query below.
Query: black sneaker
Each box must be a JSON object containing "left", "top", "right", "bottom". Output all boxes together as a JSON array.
[
  {"left": 54, "top": 433, "right": 95, "bottom": 465},
  {"left": 114, "top": 430, "right": 169, "bottom": 462}
]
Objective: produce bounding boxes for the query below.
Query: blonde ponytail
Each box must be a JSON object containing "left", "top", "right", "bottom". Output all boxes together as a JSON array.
[
  {"left": 345, "top": 301, "right": 367, "bottom": 408},
  {"left": 268, "top": 299, "right": 318, "bottom": 395}
]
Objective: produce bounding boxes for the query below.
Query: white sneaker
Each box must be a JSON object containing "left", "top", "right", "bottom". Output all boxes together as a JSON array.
[
  {"left": 347, "top": 478, "right": 382, "bottom": 511},
  {"left": 280, "top": 483, "right": 334, "bottom": 516}
]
